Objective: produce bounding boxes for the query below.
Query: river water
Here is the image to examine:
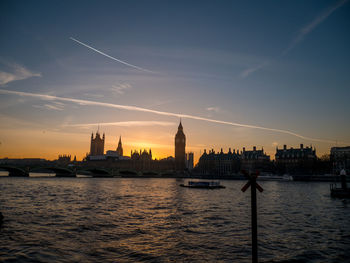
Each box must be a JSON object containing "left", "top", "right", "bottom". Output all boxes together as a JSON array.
[{"left": 0, "top": 178, "right": 349, "bottom": 262}]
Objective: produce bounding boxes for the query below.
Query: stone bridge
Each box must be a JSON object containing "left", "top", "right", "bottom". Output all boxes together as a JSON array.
[{"left": 0, "top": 165, "right": 177, "bottom": 177}]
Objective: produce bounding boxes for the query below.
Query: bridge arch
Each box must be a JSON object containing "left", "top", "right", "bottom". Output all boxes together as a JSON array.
[
  {"left": 119, "top": 170, "right": 138, "bottom": 176},
  {"left": 30, "top": 167, "right": 74, "bottom": 177},
  {"left": 0, "top": 166, "right": 29, "bottom": 177},
  {"left": 142, "top": 171, "right": 159, "bottom": 176},
  {"left": 78, "top": 168, "right": 111, "bottom": 177}
]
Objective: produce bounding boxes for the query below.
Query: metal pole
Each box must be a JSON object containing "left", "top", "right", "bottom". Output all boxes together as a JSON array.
[{"left": 251, "top": 178, "right": 258, "bottom": 263}]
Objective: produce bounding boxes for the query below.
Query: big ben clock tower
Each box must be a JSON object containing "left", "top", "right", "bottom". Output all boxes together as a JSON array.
[{"left": 175, "top": 120, "right": 186, "bottom": 171}]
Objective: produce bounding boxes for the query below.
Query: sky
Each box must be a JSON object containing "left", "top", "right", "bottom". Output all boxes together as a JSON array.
[{"left": 0, "top": 0, "right": 349, "bottom": 163}]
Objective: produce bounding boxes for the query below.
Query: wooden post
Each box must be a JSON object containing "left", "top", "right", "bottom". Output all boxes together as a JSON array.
[
  {"left": 251, "top": 177, "right": 258, "bottom": 263},
  {"left": 241, "top": 170, "right": 263, "bottom": 263}
]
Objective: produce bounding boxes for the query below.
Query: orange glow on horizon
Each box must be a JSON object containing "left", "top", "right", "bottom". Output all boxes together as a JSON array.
[{"left": 0, "top": 124, "right": 333, "bottom": 166}]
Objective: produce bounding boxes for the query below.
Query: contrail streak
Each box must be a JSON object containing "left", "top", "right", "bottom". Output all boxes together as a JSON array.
[
  {"left": 0, "top": 88, "right": 341, "bottom": 144},
  {"left": 70, "top": 37, "right": 155, "bottom": 73},
  {"left": 282, "top": 0, "right": 348, "bottom": 56},
  {"left": 241, "top": 0, "right": 348, "bottom": 78}
]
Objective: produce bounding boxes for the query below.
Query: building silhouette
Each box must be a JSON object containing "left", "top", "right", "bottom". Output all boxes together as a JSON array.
[
  {"left": 175, "top": 120, "right": 186, "bottom": 171},
  {"left": 85, "top": 124, "right": 185, "bottom": 172},
  {"left": 330, "top": 146, "right": 350, "bottom": 174},
  {"left": 130, "top": 149, "right": 153, "bottom": 170},
  {"left": 240, "top": 146, "right": 271, "bottom": 171},
  {"left": 57, "top": 154, "right": 71, "bottom": 165},
  {"left": 131, "top": 149, "right": 152, "bottom": 161},
  {"left": 275, "top": 144, "right": 316, "bottom": 174},
  {"left": 117, "top": 136, "right": 123, "bottom": 156},
  {"left": 196, "top": 148, "right": 241, "bottom": 176},
  {"left": 103, "top": 136, "right": 125, "bottom": 159},
  {"left": 196, "top": 146, "right": 271, "bottom": 175},
  {"left": 186, "top": 152, "right": 194, "bottom": 170},
  {"left": 90, "top": 131, "right": 105, "bottom": 156}
]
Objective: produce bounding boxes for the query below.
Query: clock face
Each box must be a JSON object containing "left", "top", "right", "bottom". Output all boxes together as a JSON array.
[{"left": 176, "top": 137, "right": 185, "bottom": 144}]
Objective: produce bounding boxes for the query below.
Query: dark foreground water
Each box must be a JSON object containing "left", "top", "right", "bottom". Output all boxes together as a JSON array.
[{"left": 0, "top": 178, "right": 349, "bottom": 263}]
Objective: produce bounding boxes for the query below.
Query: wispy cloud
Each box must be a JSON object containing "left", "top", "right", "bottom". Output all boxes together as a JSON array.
[
  {"left": 111, "top": 82, "right": 132, "bottom": 95},
  {"left": 66, "top": 121, "right": 176, "bottom": 128},
  {"left": 0, "top": 88, "right": 344, "bottom": 144},
  {"left": 0, "top": 62, "right": 41, "bottom": 85},
  {"left": 147, "top": 99, "right": 174, "bottom": 108},
  {"left": 241, "top": 0, "right": 348, "bottom": 78},
  {"left": 240, "top": 60, "right": 269, "bottom": 78},
  {"left": 206, "top": 106, "right": 221, "bottom": 113},
  {"left": 33, "top": 101, "right": 65, "bottom": 111},
  {"left": 83, "top": 93, "right": 104, "bottom": 99},
  {"left": 70, "top": 37, "right": 156, "bottom": 73}
]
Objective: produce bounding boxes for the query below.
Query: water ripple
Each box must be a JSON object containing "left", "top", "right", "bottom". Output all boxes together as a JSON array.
[{"left": 0, "top": 178, "right": 349, "bottom": 262}]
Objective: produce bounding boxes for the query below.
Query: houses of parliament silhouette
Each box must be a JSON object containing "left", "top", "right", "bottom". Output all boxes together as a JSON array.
[
  {"left": 87, "top": 121, "right": 194, "bottom": 172},
  {"left": 90, "top": 130, "right": 104, "bottom": 156}
]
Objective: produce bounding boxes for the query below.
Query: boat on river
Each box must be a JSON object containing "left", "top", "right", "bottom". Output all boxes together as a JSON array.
[
  {"left": 257, "top": 173, "right": 293, "bottom": 181},
  {"left": 180, "top": 181, "right": 225, "bottom": 189}
]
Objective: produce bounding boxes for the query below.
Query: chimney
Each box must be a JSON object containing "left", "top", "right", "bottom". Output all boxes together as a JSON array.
[
  {"left": 243, "top": 147, "right": 246, "bottom": 152},
  {"left": 253, "top": 146, "right": 256, "bottom": 151},
  {"left": 283, "top": 145, "right": 287, "bottom": 150},
  {"left": 300, "top": 144, "right": 303, "bottom": 149}
]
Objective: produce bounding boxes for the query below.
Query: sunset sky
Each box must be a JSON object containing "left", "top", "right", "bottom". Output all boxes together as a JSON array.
[{"left": 1, "top": 0, "right": 349, "bottom": 163}]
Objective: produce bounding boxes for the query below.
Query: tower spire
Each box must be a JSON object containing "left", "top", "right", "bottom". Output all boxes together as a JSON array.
[
  {"left": 178, "top": 119, "right": 183, "bottom": 130},
  {"left": 117, "top": 135, "right": 123, "bottom": 156},
  {"left": 175, "top": 119, "right": 186, "bottom": 171}
]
